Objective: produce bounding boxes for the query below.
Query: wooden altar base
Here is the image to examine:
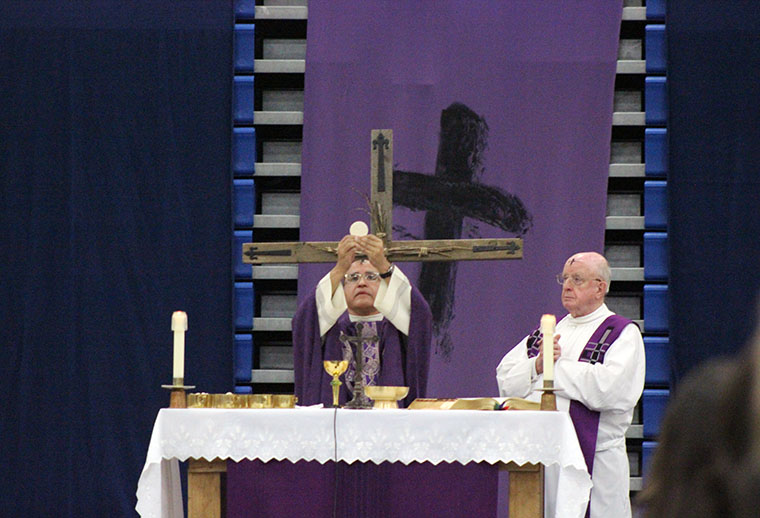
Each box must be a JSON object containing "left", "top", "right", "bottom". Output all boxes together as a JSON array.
[
  {"left": 188, "top": 458, "right": 226, "bottom": 518},
  {"left": 501, "top": 461, "right": 544, "bottom": 518}
]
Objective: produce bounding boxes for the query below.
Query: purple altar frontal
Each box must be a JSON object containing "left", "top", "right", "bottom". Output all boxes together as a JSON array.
[{"left": 227, "top": 459, "right": 497, "bottom": 518}]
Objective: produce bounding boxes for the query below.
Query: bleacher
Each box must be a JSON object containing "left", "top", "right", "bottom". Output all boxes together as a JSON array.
[{"left": 231, "top": 0, "right": 670, "bottom": 501}]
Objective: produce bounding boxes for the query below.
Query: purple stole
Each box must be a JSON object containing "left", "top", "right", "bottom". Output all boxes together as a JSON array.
[{"left": 526, "top": 314, "right": 634, "bottom": 517}]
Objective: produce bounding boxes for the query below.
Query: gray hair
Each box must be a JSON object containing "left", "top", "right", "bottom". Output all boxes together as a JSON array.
[{"left": 597, "top": 259, "right": 611, "bottom": 294}]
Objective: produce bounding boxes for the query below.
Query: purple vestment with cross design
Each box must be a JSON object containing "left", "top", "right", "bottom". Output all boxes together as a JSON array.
[{"left": 293, "top": 285, "right": 432, "bottom": 408}]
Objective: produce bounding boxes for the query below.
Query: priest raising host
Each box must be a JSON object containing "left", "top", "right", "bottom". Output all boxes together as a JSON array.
[{"left": 293, "top": 233, "right": 432, "bottom": 408}]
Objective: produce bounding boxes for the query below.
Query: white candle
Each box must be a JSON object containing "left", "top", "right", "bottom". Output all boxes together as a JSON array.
[
  {"left": 540, "top": 314, "right": 556, "bottom": 382},
  {"left": 171, "top": 311, "right": 188, "bottom": 380}
]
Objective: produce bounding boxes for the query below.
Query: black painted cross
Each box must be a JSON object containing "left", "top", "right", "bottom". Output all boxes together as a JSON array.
[{"left": 393, "top": 102, "right": 533, "bottom": 358}]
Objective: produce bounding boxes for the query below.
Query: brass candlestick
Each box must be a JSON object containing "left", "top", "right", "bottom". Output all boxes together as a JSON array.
[
  {"left": 539, "top": 380, "right": 557, "bottom": 411},
  {"left": 162, "top": 377, "right": 196, "bottom": 408},
  {"left": 323, "top": 360, "right": 348, "bottom": 407}
]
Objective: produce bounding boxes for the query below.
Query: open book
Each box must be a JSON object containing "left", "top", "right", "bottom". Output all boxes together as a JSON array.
[{"left": 408, "top": 397, "right": 540, "bottom": 410}]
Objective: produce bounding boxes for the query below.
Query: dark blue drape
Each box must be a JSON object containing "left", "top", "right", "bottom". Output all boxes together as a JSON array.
[
  {"left": 668, "top": 1, "right": 760, "bottom": 381},
  {"left": 0, "top": 2, "right": 233, "bottom": 516}
]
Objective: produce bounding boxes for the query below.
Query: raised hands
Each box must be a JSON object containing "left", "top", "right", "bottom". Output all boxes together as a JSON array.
[
  {"left": 355, "top": 234, "right": 391, "bottom": 274},
  {"left": 329, "top": 234, "right": 391, "bottom": 294}
]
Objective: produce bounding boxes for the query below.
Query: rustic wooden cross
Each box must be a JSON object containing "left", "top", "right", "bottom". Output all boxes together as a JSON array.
[{"left": 242, "top": 129, "right": 523, "bottom": 266}]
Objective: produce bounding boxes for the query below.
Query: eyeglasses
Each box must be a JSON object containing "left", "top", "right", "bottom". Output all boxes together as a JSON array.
[
  {"left": 556, "top": 273, "right": 601, "bottom": 286},
  {"left": 344, "top": 271, "right": 381, "bottom": 283}
]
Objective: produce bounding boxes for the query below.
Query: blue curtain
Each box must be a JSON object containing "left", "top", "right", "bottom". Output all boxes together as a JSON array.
[
  {"left": 668, "top": 1, "right": 760, "bottom": 381},
  {"left": 0, "top": 2, "right": 233, "bottom": 516}
]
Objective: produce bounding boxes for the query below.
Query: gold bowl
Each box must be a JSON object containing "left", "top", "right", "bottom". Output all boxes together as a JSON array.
[{"left": 364, "top": 386, "right": 409, "bottom": 409}]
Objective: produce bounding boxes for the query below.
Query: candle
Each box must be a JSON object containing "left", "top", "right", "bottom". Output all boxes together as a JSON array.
[
  {"left": 171, "top": 311, "right": 188, "bottom": 380},
  {"left": 540, "top": 314, "right": 556, "bottom": 382}
]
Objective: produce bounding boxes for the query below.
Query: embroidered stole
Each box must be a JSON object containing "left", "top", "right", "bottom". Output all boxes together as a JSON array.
[{"left": 339, "top": 321, "right": 381, "bottom": 392}]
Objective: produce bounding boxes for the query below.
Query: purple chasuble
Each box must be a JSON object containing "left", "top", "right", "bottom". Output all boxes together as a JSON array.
[{"left": 293, "top": 285, "right": 432, "bottom": 408}]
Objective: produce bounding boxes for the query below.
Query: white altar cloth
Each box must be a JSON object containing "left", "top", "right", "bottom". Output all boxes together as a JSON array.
[{"left": 136, "top": 407, "right": 592, "bottom": 518}]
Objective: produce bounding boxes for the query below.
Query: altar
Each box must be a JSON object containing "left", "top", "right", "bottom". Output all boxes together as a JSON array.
[{"left": 136, "top": 407, "right": 591, "bottom": 518}]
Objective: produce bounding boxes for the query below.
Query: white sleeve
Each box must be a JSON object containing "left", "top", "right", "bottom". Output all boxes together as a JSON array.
[
  {"left": 553, "top": 324, "right": 646, "bottom": 412},
  {"left": 496, "top": 336, "right": 542, "bottom": 398},
  {"left": 373, "top": 265, "right": 412, "bottom": 335},
  {"left": 315, "top": 272, "right": 347, "bottom": 337}
]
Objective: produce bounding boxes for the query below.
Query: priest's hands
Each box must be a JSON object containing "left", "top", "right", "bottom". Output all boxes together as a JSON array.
[
  {"left": 335, "top": 234, "right": 358, "bottom": 273},
  {"left": 329, "top": 235, "right": 359, "bottom": 294},
  {"left": 329, "top": 234, "right": 391, "bottom": 294},
  {"left": 535, "top": 334, "right": 562, "bottom": 375},
  {"left": 356, "top": 234, "right": 391, "bottom": 274}
]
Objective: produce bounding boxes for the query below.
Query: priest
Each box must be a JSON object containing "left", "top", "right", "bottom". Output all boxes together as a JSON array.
[
  {"left": 496, "top": 251, "right": 645, "bottom": 518},
  {"left": 293, "top": 233, "right": 432, "bottom": 407}
]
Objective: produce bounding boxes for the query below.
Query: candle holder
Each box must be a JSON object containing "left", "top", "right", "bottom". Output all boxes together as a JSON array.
[
  {"left": 538, "top": 381, "right": 558, "bottom": 411},
  {"left": 162, "top": 377, "right": 196, "bottom": 408}
]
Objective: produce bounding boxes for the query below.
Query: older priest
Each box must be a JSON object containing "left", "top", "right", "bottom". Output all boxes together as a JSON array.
[
  {"left": 496, "top": 251, "right": 645, "bottom": 518},
  {"left": 293, "top": 233, "right": 432, "bottom": 407}
]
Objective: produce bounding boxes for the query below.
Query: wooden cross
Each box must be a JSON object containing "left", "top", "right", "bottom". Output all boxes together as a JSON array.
[{"left": 242, "top": 129, "right": 523, "bottom": 266}]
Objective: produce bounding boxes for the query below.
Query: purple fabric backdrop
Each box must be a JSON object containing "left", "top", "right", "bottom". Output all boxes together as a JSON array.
[
  {"left": 300, "top": 0, "right": 622, "bottom": 398},
  {"left": 228, "top": 3, "right": 622, "bottom": 517}
]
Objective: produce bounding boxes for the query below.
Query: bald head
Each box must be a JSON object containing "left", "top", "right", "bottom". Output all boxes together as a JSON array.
[
  {"left": 565, "top": 252, "right": 611, "bottom": 294},
  {"left": 560, "top": 251, "right": 611, "bottom": 317}
]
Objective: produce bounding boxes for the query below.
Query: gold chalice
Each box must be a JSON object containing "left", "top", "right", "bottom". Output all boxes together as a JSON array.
[
  {"left": 364, "top": 386, "right": 409, "bottom": 409},
  {"left": 323, "top": 360, "right": 349, "bottom": 407}
]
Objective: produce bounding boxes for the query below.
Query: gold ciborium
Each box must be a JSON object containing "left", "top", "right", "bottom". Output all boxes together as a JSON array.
[
  {"left": 323, "top": 360, "right": 349, "bottom": 407},
  {"left": 364, "top": 386, "right": 409, "bottom": 409}
]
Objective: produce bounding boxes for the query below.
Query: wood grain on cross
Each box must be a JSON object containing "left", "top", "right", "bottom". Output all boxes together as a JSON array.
[{"left": 242, "top": 129, "right": 522, "bottom": 266}]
